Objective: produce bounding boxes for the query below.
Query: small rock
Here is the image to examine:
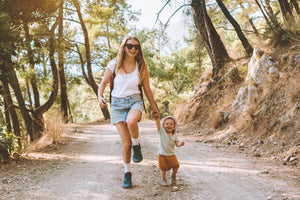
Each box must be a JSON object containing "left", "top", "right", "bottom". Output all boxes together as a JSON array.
[
  {"left": 289, "top": 156, "right": 297, "bottom": 162},
  {"left": 284, "top": 155, "right": 292, "bottom": 162},
  {"left": 260, "top": 170, "right": 269, "bottom": 174},
  {"left": 2, "top": 178, "right": 8, "bottom": 184},
  {"left": 171, "top": 186, "right": 179, "bottom": 192}
]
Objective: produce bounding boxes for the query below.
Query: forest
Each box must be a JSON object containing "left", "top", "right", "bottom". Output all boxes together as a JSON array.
[{"left": 0, "top": 0, "right": 300, "bottom": 162}]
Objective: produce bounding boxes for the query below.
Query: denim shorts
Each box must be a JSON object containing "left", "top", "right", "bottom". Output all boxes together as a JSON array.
[{"left": 110, "top": 94, "right": 144, "bottom": 125}]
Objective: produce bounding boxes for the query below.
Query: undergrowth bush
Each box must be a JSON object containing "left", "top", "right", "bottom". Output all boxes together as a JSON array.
[{"left": 0, "top": 118, "right": 16, "bottom": 163}]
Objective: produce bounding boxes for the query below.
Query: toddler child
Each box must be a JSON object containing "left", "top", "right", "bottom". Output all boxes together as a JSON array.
[{"left": 154, "top": 115, "right": 184, "bottom": 186}]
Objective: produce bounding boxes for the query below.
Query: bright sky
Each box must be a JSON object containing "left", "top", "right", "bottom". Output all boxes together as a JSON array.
[
  {"left": 127, "top": 0, "right": 183, "bottom": 28},
  {"left": 127, "top": 0, "right": 189, "bottom": 51}
]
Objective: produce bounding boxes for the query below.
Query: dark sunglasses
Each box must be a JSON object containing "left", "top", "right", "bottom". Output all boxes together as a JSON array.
[{"left": 126, "top": 44, "right": 140, "bottom": 50}]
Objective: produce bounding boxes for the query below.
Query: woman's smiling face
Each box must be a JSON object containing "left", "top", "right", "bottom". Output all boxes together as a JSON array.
[{"left": 125, "top": 39, "right": 139, "bottom": 58}]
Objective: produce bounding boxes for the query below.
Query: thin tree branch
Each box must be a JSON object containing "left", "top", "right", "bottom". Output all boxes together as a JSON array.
[
  {"left": 153, "top": 0, "right": 171, "bottom": 28},
  {"left": 165, "top": 4, "right": 191, "bottom": 26}
]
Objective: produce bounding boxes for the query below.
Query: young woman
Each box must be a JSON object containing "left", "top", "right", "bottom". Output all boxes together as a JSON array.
[{"left": 97, "top": 35, "right": 160, "bottom": 188}]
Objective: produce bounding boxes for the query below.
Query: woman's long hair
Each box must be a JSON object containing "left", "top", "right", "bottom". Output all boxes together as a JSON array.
[{"left": 115, "top": 35, "right": 148, "bottom": 84}]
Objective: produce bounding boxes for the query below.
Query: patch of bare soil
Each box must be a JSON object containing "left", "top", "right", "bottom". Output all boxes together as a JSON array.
[{"left": 1, "top": 121, "right": 299, "bottom": 200}]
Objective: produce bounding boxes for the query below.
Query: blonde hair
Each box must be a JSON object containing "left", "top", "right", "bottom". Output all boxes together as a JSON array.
[{"left": 115, "top": 35, "right": 148, "bottom": 84}]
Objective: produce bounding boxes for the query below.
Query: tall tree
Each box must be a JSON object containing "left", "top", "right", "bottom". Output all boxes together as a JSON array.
[
  {"left": 191, "top": 0, "right": 230, "bottom": 80},
  {"left": 58, "top": 0, "right": 70, "bottom": 122},
  {"left": 216, "top": 0, "right": 253, "bottom": 55},
  {"left": 72, "top": 0, "right": 110, "bottom": 119},
  {"left": 278, "top": 0, "right": 294, "bottom": 28},
  {"left": 290, "top": 0, "right": 300, "bottom": 17},
  {"left": 1, "top": 76, "right": 21, "bottom": 147},
  {"left": 23, "top": 22, "right": 41, "bottom": 108},
  {"left": 1, "top": 0, "right": 60, "bottom": 140}
]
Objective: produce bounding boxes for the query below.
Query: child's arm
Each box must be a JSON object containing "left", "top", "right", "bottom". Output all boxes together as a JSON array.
[{"left": 175, "top": 140, "right": 185, "bottom": 147}]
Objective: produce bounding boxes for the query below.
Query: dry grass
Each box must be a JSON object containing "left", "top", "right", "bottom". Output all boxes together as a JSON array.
[
  {"left": 178, "top": 43, "right": 300, "bottom": 163},
  {"left": 26, "top": 111, "right": 65, "bottom": 152},
  {"left": 44, "top": 110, "right": 65, "bottom": 144}
]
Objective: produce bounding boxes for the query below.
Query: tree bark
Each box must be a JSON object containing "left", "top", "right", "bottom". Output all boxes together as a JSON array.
[
  {"left": 216, "top": 0, "right": 253, "bottom": 55},
  {"left": 191, "top": 0, "right": 230, "bottom": 80},
  {"left": 1, "top": 61, "right": 34, "bottom": 141},
  {"left": 291, "top": 0, "right": 300, "bottom": 16},
  {"left": 255, "top": 0, "right": 273, "bottom": 28},
  {"left": 32, "top": 18, "right": 60, "bottom": 138},
  {"left": 2, "top": 79, "right": 21, "bottom": 147},
  {"left": 23, "top": 22, "right": 40, "bottom": 108},
  {"left": 278, "top": 0, "right": 294, "bottom": 28},
  {"left": 58, "top": 0, "right": 69, "bottom": 123},
  {"left": 3, "top": 98, "right": 12, "bottom": 133}
]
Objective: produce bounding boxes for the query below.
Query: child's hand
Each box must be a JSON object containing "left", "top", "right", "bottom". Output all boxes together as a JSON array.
[{"left": 179, "top": 141, "right": 185, "bottom": 146}]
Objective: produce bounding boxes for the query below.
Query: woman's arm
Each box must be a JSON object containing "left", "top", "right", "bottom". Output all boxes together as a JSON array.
[
  {"left": 97, "top": 68, "right": 113, "bottom": 108},
  {"left": 142, "top": 71, "right": 160, "bottom": 118}
]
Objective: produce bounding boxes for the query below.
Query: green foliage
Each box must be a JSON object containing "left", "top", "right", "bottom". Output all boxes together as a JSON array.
[
  {"left": 266, "top": 28, "right": 300, "bottom": 48},
  {"left": 0, "top": 117, "right": 16, "bottom": 162},
  {"left": 85, "top": 0, "right": 137, "bottom": 68},
  {"left": 67, "top": 78, "right": 104, "bottom": 123},
  {"left": 0, "top": 12, "right": 18, "bottom": 58}
]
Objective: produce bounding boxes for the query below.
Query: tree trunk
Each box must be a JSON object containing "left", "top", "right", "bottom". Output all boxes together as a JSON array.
[
  {"left": 33, "top": 18, "right": 60, "bottom": 138},
  {"left": 23, "top": 22, "right": 40, "bottom": 108},
  {"left": 58, "top": 0, "right": 69, "bottom": 123},
  {"left": 2, "top": 79, "right": 21, "bottom": 147},
  {"left": 191, "top": 0, "right": 230, "bottom": 80},
  {"left": 216, "top": 0, "right": 253, "bottom": 55},
  {"left": 262, "top": 0, "right": 280, "bottom": 27},
  {"left": 72, "top": 0, "right": 97, "bottom": 93},
  {"left": 1, "top": 61, "right": 34, "bottom": 141},
  {"left": 238, "top": 3, "right": 261, "bottom": 38},
  {"left": 291, "top": 0, "right": 300, "bottom": 16},
  {"left": 72, "top": 0, "right": 110, "bottom": 120},
  {"left": 3, "top": 98, "right": 12, "bottom": 133},
  {"left": 278, "top": 0, "right": 294, "bottom": 28},
  {"left": 255, "top": 0, "right": 273, "bottom": 28}
]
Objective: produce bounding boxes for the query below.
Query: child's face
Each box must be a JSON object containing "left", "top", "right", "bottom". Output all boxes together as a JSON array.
[{"left": 163, "top": 118, "right": 175, "bottom": 133}]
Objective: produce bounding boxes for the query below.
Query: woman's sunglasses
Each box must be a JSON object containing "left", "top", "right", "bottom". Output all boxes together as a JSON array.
[{"left": 126, "top": 44, "right": 140, "bottom": 50}]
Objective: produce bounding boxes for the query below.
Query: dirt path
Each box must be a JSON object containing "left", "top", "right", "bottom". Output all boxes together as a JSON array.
[{"left": 1, "top": 121, "right": 299, "bottom": 200}]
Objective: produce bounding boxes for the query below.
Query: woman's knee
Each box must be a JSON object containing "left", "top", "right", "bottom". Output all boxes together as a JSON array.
[
  {"left": 126, "top": 118, "right": 138, "bottom": 130},
  {"left": 123, "top": 140, "right": 132, "bottom": 150}
]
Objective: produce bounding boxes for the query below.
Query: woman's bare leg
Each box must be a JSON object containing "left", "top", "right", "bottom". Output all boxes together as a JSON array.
[
  {"left": 126, "top": 109, "right": 142, "bottom": 139},
  {"left": 115, "top": 122, "right": 132, "bottom": 163}
]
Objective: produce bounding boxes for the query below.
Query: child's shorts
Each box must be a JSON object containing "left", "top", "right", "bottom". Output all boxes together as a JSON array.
[
  {"left": 110, "top": 94, "right": 143, "bottom": 125},
  {"left": 158, "top": 154, "right": 179, "bottom": 171}
]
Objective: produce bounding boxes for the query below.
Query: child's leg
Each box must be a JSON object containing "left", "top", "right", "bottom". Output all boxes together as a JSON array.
[
  {"left": 161, "top": 170, "right": 167, "bottom": 180},
  {"left": 171, "top": 166, "right": 178, "bottom": 178},
  {"left": 160, "top": 170, "right": 168, "bottom": 186},
  {"left": 171, "top": 167, "right": 178, "bottom": 185}
]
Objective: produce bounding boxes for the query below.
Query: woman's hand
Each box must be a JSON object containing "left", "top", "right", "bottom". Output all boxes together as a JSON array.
[
  {"left": 151, "top": 110, "right": 160, "bottom": 119},
  {"left": 99, "top": 97, "right": 108, "bottom": 108}
]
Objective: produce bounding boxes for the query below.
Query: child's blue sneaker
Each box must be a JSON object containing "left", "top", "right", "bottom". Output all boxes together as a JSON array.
[
  {"left": 132, "top": 144, "right": 143, "bottom": 163},
  {"left": 122, "top": 172, "right": 132, "bottom": 189}
]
